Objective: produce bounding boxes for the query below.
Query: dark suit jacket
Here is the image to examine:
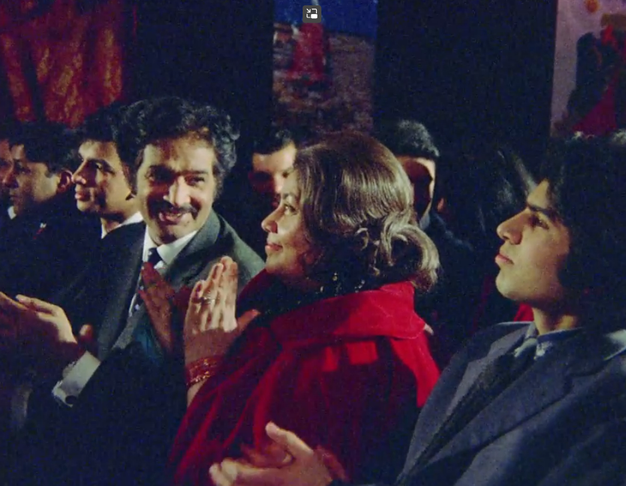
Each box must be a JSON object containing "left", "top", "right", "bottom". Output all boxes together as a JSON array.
[
  {"left": 0, "top": 195, "right": 100, "bottom": 301},
  {"left": 50, "top": 221, "right": 147, "bottom": 333},
  {"left": 10, "top": 211, "right": 264, "bottom": 486},
  {"left": 336, "top": 320, "right": 626, "bottom": 486}
]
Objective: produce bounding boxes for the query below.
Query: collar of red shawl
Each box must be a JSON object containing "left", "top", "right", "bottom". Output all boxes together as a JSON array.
[{"left": 238, "top": 270, "right": 426, "bottom": 344}]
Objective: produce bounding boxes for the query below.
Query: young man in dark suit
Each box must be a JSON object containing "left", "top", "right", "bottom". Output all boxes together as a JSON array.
[
  {"left": 0, "top": 97, "right": 264, "bottom": 486},
  {"left": 50, "top": 103, "right": 145, "bottom": 331},
  {"left": 208, "top": 135, "right": 626, "bottom": 486}
]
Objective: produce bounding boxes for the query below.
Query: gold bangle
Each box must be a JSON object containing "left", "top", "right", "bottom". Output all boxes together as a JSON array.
[{"left": 185, "top": 356, "right": 223, "bottom": 388}]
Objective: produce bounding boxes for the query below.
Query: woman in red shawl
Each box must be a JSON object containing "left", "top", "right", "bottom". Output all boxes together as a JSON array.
[{"left": 164, "top": 132, "right": 441, "bottom": 485}]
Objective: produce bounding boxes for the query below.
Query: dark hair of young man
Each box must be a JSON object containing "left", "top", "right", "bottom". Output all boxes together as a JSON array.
[
  {"left": 375, "top": 119, "right": 440, "bottom": 161},
  {"left": 77, "top": 103, "right": 134, "bottom": 184},
  {"left": 10, "top": 122, "right": 80, "bottom": 174},
  {"left": 542, "top": 134, "right": 626, "bottom": 311}
]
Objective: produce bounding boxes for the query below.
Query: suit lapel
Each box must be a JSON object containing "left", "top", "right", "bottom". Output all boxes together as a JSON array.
[
  {"left": 97, "top": 235, "right": 144, "bottom": 359},
  {"left": 445, "top": 328, "right": 526, "bottom": 413},
  {"left": 110, "top": 212, "right": 224, "bottom": 352},
  {"left": 401, "top": 325, "right": 527, "bottom": 473},
  {"left": 424, "top": 327, "right": 626, "bottom": 467}
]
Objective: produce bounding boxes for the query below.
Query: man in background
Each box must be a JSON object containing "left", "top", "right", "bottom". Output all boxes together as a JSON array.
[
  {"left": 216, "top": 127, "right": 298, "bottom": 256},
  {"left": 0, "top": 122, "right": 99, "bottom": 300},
  {"left": 0, "top": 121, "right": 16, "bottom": 234}
]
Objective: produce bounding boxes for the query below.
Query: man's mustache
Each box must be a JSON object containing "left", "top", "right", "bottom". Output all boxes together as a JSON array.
[{"left": 152, "top": 201, "right": 198, "bottom": 217}]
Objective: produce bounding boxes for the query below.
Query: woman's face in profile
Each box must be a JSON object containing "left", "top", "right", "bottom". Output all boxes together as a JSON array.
[{"left": 261, "top": 171, "right": 318, "bottom": 290}]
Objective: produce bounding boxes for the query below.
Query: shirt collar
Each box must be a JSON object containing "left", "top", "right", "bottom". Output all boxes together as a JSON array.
[
  {"left": 101, "top": 211, "right": 144, "bottom": 238},
  {"left": 142, "top": 228, "right": 199, "bottom": 266},
  {"left": 418, "top": 210, "right": 431, "bottom": 230},
  {"left": 524, "top": 322, "right": 583, "bottom": 359}
]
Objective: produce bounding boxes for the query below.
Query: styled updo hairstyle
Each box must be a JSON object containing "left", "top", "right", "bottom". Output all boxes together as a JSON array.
[{"left": 294, "top": 132, "right": 439, "bottom": 292}]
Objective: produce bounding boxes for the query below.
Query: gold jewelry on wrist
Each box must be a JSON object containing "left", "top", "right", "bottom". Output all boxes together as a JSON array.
[{"left": 185, "top": 356, "right": 223, "bottom": 388}]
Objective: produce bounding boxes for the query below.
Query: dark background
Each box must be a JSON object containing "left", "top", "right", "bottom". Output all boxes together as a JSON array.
[{"left": 131, "top": 0, "right": 557, "bottom": 166}]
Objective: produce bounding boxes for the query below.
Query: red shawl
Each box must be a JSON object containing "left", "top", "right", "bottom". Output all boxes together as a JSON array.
[{"left": 169, "top": 271, "right": 440, "bottom": 485}]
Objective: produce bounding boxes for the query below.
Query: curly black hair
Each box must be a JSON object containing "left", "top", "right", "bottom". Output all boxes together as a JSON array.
[
  {"left": 115, "top": 97, "right": 239, "bottom": 195},
  {"left": 542, "top": 135, "right": 626, "bottom": 308}
]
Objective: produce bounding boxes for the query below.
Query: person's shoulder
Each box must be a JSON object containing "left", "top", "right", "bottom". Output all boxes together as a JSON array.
[
  {"left": 472, "top": 321, "right": 530, "bottom": 344},
  {"left": 450, "top": 321, "right": 530, "bottom": 363},
  {"left": 214, "top": 211, "right": 265, "bottom": 273}
]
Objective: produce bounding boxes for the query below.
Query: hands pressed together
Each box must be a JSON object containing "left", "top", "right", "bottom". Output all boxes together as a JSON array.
[
  {"left": 209, "top": 422, "right": 345, "bottom": 486},
  {"left": 140, "top": 256, "right": 260, "bottom": 364}
]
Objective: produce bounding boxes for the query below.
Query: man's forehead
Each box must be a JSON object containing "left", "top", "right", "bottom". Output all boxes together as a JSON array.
[
  {"left": 252, "top": 143, "right": 296, "bottom": 173},
  {"left": 143, "top": 137, "right": 216, "bottom": 171},
  {"left": 527, "top": 180, "right": 562, "bottom": 221},
  {"left": 79, "top": 140, "right": 120, "bottom": 160}
]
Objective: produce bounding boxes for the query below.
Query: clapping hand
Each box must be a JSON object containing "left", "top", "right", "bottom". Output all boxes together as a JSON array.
[
  {"left": 139, "top": 262, "right": 191, "bottom": 356},
  {"left": 209, "top": 422, "right": 346, "bottom": 486},
  {"left": 0, "top": 293, "right": 82, "bottom": 376},
  {"left": 183, "top": 256, "right": 260, "bottom": 365}
]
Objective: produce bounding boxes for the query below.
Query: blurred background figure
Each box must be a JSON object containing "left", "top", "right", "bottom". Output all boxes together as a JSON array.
[
  {"left": 216, "top": 127, "right": 299, "bottom": 257},
  {"left": 0, "top": 122, "right": 99, "bottom": 300},
  {"left": 429, "top": 145, "right": 536, "bottom": 361},
  {"left": 375, "top": 119, "right": 439, "bottom": 225},
  {"left": 0, "top": 120, "right": 17, "bottom": 235}
]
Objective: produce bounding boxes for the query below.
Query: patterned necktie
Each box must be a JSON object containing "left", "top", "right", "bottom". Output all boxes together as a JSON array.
[{"left": 129, "top": 247, "right": 162, "bottom": 316}]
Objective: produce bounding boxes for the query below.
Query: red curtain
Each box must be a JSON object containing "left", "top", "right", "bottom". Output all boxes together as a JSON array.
[{"left": 0, "top": 0, "right": 131, "bottom": 127}]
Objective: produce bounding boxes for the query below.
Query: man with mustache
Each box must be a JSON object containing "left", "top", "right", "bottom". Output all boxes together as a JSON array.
[
  {"left": 3, "top": 97, "right": 264, "bottom": 486},
  {"left": 209, "top": 135, "right": 626, "bottom": 486}
]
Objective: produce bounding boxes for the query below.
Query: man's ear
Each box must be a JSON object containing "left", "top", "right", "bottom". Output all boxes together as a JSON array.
[{"left": 56, "top": 169, "right": 74, "bottom": 194}]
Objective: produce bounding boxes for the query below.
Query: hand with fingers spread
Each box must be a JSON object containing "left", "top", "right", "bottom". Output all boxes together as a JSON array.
[
  {"left": 0, "top": 292, "right": 83, "bottom": 376},
  {"left": 209, "top": 422, "right": 346, "bottom": 486},
  {"left": 183, "top": 256, "right": 260, "bottom": 365}
]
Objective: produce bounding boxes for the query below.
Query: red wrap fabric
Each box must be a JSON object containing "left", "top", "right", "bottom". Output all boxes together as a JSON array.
[
  {"left": 0, "top": 0, "right": 130, "bottom": 126},
  {"left": 170, "top": 271, "right": 440, "bottom": 486},
  {"left": 513, "top": 303, "right": 534, "bottom": 322}
]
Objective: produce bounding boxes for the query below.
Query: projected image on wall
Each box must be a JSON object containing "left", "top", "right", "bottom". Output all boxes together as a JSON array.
[{"left": 272, "top": 0, "right": 377, "bottom": 135}]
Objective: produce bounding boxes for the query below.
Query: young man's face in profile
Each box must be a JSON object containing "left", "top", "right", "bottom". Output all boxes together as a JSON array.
[
  {"left": 73, "top": 140, "right": 135, "bottom": 218},
  {"left": 494, "top": 180, "right": 572, "bottom": 310},
  {"left": 5, "top": 145, "right": 63, "bottom": 216}
]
